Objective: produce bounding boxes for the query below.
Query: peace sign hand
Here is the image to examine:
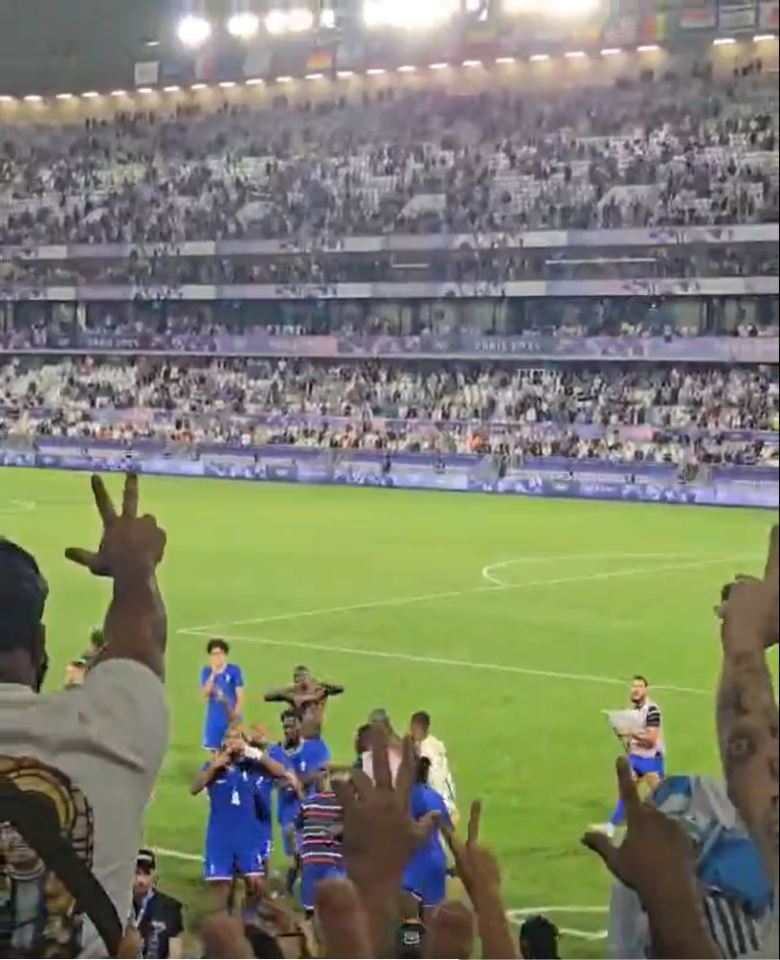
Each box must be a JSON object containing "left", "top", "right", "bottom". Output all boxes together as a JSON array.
[{"left": 65, "top": 474, "right": 166, "bottom": 581}]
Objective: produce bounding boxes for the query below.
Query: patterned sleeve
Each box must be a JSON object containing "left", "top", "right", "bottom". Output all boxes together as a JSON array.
[{"left": 645, "top": 704, "right": 661, "bottom": 728}]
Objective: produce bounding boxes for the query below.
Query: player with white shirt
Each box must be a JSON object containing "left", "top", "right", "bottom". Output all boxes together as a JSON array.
[
  {"left": 410, "top": 710, "right": 458, "bottom": 820},
  {"left": 592, "top": 675, "right": 666, "bottom": 838}
]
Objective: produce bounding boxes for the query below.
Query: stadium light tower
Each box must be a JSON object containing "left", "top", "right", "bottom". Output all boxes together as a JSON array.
[{"left": 177, "top": 13, "right": 213, "bottom": 47}]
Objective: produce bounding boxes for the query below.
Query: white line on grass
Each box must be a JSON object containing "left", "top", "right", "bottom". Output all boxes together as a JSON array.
[
  {"left": 178, "top": 630, "right": 709, "bottom": 694},
  {"left": 181, "top": 554, "right": 752, "bottom": 634},
  {"left": 154, "top": 847, "right": 202, "bottom": 862},
  {"left": 0, "top": 499, "right": 36, "bottom": 515}
]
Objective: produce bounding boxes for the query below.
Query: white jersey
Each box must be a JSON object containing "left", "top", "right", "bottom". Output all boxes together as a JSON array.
[
  {"left": 419, "top": 734, "right": 457, "bottom": 815},
  {"left": 629, "top": 698, "right": 664, "bottom": 759}
]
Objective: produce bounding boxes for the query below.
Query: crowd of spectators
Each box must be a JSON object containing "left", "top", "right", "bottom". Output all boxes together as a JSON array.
[
  {"left": 1, "top": 60, "right": 778, "bottom": 253},
  {"left": 1, "top": 357, "right": 777, "bottom": 467}
]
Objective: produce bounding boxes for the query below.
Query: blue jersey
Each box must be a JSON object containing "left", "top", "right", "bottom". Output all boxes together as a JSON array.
[
  {"left": 296, "top": 791, "right": 343, "bottom": 866},
  {"left": 253, "top": 768, "right": 275, "bottom": 827},
  {"left": 409, "top": 783, "right": 451, "bottom": 863},
  {"left": 205, "top": 762, "right": 261, "bottom": 843},
  {"left": 201, "top": 663, "right": 244, "bottom": 726},
  {"left": 272, "top": 738, "right": 331, "bottom": 824}
]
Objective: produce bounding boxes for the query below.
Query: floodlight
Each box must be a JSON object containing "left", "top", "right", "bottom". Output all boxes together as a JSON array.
[
  {"left": 288, "top": 8, "right": 315, "bottom": 31},
  {"left": 320, "top": 7, "right": 336, "bottom": 27},
  {"left": 227, "top": 11, "right": 260, "bottom": 37},
  {"left": 265, "top": 9, "right": 287, "bottom": 32},
  {"left": 177, "top": 14, "right": 212, "bottom": 48}
]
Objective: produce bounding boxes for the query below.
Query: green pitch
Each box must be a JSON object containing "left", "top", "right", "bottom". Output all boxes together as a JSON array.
[{"left": 2, "top": 468, "right": 775, "bottom": 956}]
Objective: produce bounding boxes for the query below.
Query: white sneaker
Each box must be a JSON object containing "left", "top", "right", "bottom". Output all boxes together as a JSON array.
[{"left": 588, "top": 822, "right": 616, "bottom": 839}]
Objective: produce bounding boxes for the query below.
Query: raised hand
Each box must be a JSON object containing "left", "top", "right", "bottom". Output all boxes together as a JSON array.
[
  {"left": 582, "top": 757, "right": 695, "bottom": 895},
  {"left": 444, "top": 801, "right": 500, "bottom": 901},
  {"left": 582, "top": 758, "right": 718, "bottom": 959},
  {"left": 65, "top": 473, "right": 166, "bottom": 581},
  {"left": 444, "top": 801, "right": 517, "bottom": 959},
  {"left": 334, "top": 725, "right": 439, "bottom": 893},
  {"left": 717, "top": 525, "right": 778, "bottom": 649},
  {"left": 333, "top": 725, "right": 439, "bottom": 956}
]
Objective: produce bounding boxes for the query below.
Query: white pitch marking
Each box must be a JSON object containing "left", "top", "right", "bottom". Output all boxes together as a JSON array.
[
  {"left": 153, "top": 847, "right": 202, "bottom": 863},
  {"left": 178, "top": 630, "right": 708, "bottom": 694},
  {"left": 0, "top": 499, "right": 36, "bottom": 515},
  {"left": 181, "top": 554, "right": 752, "bottom": 634},
  {"left": 481, "top": 551, "right": 713, "bottom": 587}
]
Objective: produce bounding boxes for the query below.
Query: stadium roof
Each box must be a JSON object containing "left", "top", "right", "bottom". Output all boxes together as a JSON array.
[{"left": 0, "top": 0, "right": 166, "bottom": 94}]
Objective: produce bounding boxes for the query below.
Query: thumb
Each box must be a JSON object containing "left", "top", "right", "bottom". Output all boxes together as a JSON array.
[{"left": 581, "top": 831, "right": 619, "bottom": 873}]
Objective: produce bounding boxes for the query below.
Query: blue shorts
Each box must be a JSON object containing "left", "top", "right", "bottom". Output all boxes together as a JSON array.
[
  {"left": 204, "top": 835, "right": 266, "bottom": 881},
  {"left": 629, "top": 753, "right": 665, "bottom": 780},
  {"left": 300, "top": 862, "right": 346, "bottom": 911},
  {"left": 402, "top": 857, "right": 447, "bottom": 909},
  {"left": 203, "top": 718, "right": 230, "bottom": 751}
]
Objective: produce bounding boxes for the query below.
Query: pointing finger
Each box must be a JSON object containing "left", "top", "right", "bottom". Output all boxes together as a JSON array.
[
  {"left": 616, "top": 756, "right": 640, "bottom": 820},
  {"left": 122, "top": 472, "right": 139, "bottom": 519},
  {"left": 765, "top": 525, "right": 778, "bottom": 583},
  {"left": 466, "top": 800, "right": 482, "bottom": 847},
  {"left": 91, "top": 475, "right": 117, "bottom": 527}
]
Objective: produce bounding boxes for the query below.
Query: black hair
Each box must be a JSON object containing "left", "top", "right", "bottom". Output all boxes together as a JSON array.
[
  {"left": 206, "top": 637, "right": 229, "bottom": 654},
  {"left": 280, "top": 708, "right": 299, "bottom": 723},
  {"left": 519, "top": 915, "right": 560, "bottom": 960},
  {"left": 633, "top": 674, "right": 649, "bottom": 686},
  {"left": 0, "top": 539, "right": 48, "bottom": 650},
  {"left": 416, "top": 756, "right": 432, "bottom": 784},
  {"left": 411, "top": 711, "right": 431, "bottom": 730},
  {"left": 293, "top": 664, "right": 309, "bottom": 674}
]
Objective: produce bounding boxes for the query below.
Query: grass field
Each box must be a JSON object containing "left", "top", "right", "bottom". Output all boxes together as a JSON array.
[{"left": 1, "top": 467, "right": 776, "bottom": 956}]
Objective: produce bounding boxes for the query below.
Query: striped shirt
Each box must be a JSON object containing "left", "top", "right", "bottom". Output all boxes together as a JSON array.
[
  {"left": 296, "top": 791, "right": 343, "bottom": 866},
  {"left": 629, "top": 698, "right": 664, "bottom": 759}
]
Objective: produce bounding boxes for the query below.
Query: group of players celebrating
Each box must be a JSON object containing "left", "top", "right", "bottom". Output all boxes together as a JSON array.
[
  {"left": 195, "top": 638, "right": 665, "bottom": 920},
  {"left": 194, "top": 638, "right": 458, "bottom": 918}
]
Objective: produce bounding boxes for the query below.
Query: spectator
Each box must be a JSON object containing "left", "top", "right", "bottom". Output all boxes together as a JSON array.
[
  {"left": 519, "top": 915, "right": 561, "bottom": 959},
  {"left": 0, "top": 473, "right": 168, "bottom": 957},
  {"left": 131, "top": 849, "right": 184, "bottom": 959}
]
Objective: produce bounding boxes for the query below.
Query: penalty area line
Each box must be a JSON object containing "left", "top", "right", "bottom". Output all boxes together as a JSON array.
[{"left": 181, "top": 553, "right": 754, "bottom": 635}]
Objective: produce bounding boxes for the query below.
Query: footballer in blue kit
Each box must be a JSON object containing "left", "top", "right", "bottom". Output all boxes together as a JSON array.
[
  {"left": 200, "top": 638, "right": 244, "bottom": 750},
  {"left": 272, "top": 709, "right": 332, "bottom": 894},
  {"left": 191, "top": 729, "right": 298, "bottom": 908},
  {"left": 402, "top": 758, "right": 452, "bottom": 914}
]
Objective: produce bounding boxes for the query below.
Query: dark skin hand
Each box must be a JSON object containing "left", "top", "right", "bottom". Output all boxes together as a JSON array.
[
  {"left": 582, "top": 757, "right": 718, "bottom": 960},
  {"left": 65, "top": 473, "right": 167, "bottom": 680}
]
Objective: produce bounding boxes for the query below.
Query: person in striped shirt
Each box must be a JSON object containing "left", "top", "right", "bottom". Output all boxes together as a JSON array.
[
  {"left": 594, "top": 675, "right": 666, "bottom": 838},
  {"left": 295, "top": 770, "right": 346, "bottom": 915}
]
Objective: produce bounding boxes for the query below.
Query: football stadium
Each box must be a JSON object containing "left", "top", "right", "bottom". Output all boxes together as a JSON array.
[{"left": 0, "top": 0, "right": 778, "bottom": 957}]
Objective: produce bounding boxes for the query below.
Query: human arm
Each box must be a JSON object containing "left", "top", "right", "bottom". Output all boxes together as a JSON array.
[
  {"left": 191, "top": 754, "right": 230, "bottom": 796},
  {"left": 445, "top": 802, "right": 517, "bottom": 960},
  {"left": 263, "top": 685, "right": 296, "bottom": 704},
  {"left": 582, "top": 758, "right": 718, "bottom": 960},
  {"left": 333, "top": 728, "right": 439, "bottom": 958},
  {"left": 168, "top": 900, "right": 184, "bottom": 959},
  {"left": 201, "top": 669, "right": 216, "bottom": 699},
  {"left": 65, "top": 473, "right": 167, "bottom": 680},
  {"left": 716, "top": 526, "right": 779, "bottom": 883},
  {"left": 234, "top": 685, "right": 245, "bottom": 716},
  {"left": 320, "top": 682, "right": 345, "bottom": 698}
]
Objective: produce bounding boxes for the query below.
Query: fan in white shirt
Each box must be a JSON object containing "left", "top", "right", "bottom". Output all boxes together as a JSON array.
[
  {"left": 0, "top": 473, "right": 169, "bottom": 958},
  {"left": 410, "top": 711, "right": 458, "bottom": 820}
]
